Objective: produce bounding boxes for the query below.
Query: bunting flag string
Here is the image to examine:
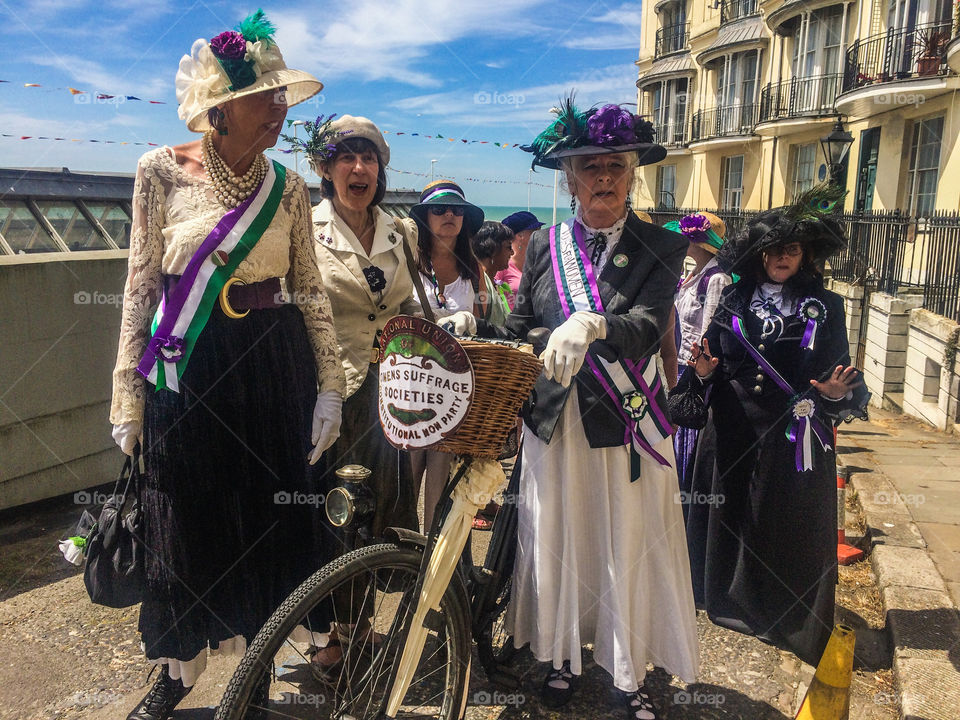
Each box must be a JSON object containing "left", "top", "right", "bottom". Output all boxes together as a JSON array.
[
  {"left": 1, "top": 80, "right": 166, "bottom": 104},
  {"left": 283, "top": 117, "right": 525, "bottom": 151},
  {"left": 1, "top": 133, "right": 159, "bottom": 146},
  {"left": 384, "top": 166, "right": 553, "bottom": 188}
]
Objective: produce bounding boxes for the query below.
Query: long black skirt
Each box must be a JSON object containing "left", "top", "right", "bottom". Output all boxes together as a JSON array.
[
  {"left": 139, "top": 303, "right": 334, "bottom": 662},
  {"left": 320, "top": 365, "right": 418, "bottom": 547},
  {"left": 686, "top": 380, "right": 837, "bottom": 667}
]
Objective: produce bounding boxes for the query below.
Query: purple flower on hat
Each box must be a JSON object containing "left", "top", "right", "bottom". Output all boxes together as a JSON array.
[
  {"left": 679, "top": 213, "right": 712, "bottom": 243},
  {"left": 210, "top": 31, "right": 247, "bottom": 60},
  {"left": 587, "top": 105, "right": 636, "bottom": 146}
]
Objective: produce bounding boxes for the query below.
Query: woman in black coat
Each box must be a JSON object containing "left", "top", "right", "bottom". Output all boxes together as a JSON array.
[{"left": 684, "top": 198, "right": 868, "bottom": 666}]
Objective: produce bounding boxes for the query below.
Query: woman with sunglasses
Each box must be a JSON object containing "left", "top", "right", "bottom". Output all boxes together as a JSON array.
[
  {"left": 408, "top": 180, "right": 485, "bottom": 530},
  {"left": 684, "top": 194, "right": 868, "bottom": 668}
]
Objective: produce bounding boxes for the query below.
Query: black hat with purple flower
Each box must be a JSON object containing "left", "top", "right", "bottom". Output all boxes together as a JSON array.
[{"left": 523, "top": 96, "right": 666, "bottom": 170}]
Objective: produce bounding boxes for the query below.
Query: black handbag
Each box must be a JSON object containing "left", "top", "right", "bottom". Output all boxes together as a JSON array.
[
  {"left": 667, "top": 367, "right": 710, "bottom": 430},
  {"left": 82, "top": 447, "right": 145, "bottom": 608}
]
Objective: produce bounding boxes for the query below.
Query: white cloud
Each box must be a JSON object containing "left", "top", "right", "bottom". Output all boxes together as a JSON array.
[
  {"left": 561, "top": 3, "right": 644, "bottom": 50},
  {"left": 30, "top": 56, "right": 168, "bottom": 97},
  {"left": 271, "top": 0, "right": 543, "bottom": 88},
  {"left": 390, "top": 64, "right": 639, "bottom": 131}
]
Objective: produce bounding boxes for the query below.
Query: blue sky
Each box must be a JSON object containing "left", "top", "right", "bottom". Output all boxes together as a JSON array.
[{"left": 0, "top": 0, "right": 645, "bottom": 207}]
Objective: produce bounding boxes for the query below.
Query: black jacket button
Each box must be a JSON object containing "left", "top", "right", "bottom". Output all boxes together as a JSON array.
[{"left": 368, "top": 313, "right": 376, "bottom": 321}]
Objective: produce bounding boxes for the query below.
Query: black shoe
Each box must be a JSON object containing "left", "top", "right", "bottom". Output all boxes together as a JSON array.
[
  {"left": 127, "top": 666, "right": 192, "bottom": 720},
  {"left": 541, "top": 660, "right": 577, "bottom": 708},
  {"left": 623, "top": 686, "right": 658, "bottom": 720}
]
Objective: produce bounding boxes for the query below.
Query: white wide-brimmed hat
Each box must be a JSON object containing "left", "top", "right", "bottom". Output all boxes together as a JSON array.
[{"left": 175, "top": 10, "right": 323, "bottom": 133}]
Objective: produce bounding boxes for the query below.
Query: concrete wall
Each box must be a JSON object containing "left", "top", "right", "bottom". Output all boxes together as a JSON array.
[
  {"left": 861, "top": 292, "right": 924, "bottom": 409},
  {"left": 0, "top": 252, "right": 126, "bottom": 509},
  {"left": 902, "top": 308, "right": 960, "bottom": 431}
]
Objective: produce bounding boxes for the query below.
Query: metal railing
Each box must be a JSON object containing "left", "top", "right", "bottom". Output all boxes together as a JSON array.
[
  {"left": 653, "top": 119, "right": 689, "bottom": 147},
  {"left": 758, "top": 73, "right": 844, "bottom": 122},
  {"left": 843, "top": 21, "right": 952, "bottom": 92},
  {"left": 720, "top": 0, "right": 759, "bottom": 24},
  {"left": 690, "top": 103, "right": 758, "bottom": 141},
  {"left": 642, "top": 206, "right": 960, "bottom": 322},
  {"left": 655, "top": 22, "right": 689, "bottom": 58}
]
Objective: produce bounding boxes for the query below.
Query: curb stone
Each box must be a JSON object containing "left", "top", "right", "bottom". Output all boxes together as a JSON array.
[{"left": 847, "top": 464, "right": 960, "bottom": 720}]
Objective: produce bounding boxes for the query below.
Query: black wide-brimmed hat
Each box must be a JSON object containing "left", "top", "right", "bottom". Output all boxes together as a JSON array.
[
  {"left": 409, "top": 180, "right": 485, "bottom": 235},
  {"left": 717, "top": 184, "right": 849, "bottom": 275},
  {"left": 523, "top": 96, "right": 667, "bottom": 170}
]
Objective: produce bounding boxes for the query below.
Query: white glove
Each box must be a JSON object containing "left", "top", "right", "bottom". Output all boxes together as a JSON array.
[
  {"left": 112, "top": 421, "right": 141, "bottom": 457},
  {"left": 309, "top": 390, "right": 343, "bottom": 465},
  {"left": 441, "top": 310, "right": 477, "bottom": 336},
  {"left": 540, "top": 310, "right": 607, "bottom": 388}
]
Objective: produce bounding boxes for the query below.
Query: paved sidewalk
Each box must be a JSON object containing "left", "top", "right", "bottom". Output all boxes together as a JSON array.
[{"left": 840, "top": 407, "right": 960, "bottom": 720}]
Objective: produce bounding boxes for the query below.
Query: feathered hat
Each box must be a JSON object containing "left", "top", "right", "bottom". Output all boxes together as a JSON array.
[
  {"left": 175, "top": 9, "right": 323, "bottom": 132},
  {"left": 523, "top": 95, "right": 666, "bottom": 170},
  {"left": 717, "top": 184, "right": 848, "bottom": 275}
]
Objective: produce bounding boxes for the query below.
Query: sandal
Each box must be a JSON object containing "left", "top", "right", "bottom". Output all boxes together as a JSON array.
[
  {"left": 624, "top": 687, "right": 658, "bottom": 720},
  {"left": 541, "top": 660, "right": 576, "bottom": 708},
  {"left": 307, "top": 638, "right": 344, "bottom": 678},
  {"left": 471, "top": 514, "right": 494, "bottom": 531}
]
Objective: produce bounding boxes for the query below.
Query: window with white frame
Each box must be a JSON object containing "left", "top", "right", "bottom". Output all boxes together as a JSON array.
[
  {"left": 722, "top": 155, "right": 744, "bottom": 209},
  {"left": 716, "top": 50, "right": 760, "bottom": 133},
  {"left": 906, "top": 116, "right": 944, "bottom": 217},
  {"left": 657, "top": 164, "right": 677, "bottom": 208},
  {"left": 790, "top": 6, "right": 844, "bottom": 111},
  {"left": 792, "top": 143, "right": 817, "bottom": 197},
  {"left": 648, "top": 78, "right": 689, "bottom": 146}
]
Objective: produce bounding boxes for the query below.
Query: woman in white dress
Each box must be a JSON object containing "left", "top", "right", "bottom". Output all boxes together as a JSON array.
[{"left": 457, "top": 99, "right": 699, "bottom": 719}]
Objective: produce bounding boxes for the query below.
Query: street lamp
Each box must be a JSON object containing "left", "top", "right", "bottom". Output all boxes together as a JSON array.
[
  {"left": 430, "top": 159, "right": 437, "bottom": 182},
  {"left": 820, "top": 118, "right": 854, "bottom": 186}
]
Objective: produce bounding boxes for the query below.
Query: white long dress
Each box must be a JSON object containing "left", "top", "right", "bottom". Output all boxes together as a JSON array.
[{"left": 508, "top": 384, "right": 700, "bottom": 692}]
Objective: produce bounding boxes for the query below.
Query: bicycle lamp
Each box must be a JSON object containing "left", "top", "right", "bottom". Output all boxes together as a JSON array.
[{"left": 326, "top": 464, "right": 375, "bottom": 528}]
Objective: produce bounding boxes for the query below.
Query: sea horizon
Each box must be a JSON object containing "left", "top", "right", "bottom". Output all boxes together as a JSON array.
[{"left": 479, "top": 205, "right": 571, "bottom": 226}]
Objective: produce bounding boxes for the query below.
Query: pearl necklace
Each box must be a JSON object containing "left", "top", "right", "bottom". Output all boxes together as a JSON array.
[{"left": 201, "top": 131, "right": 267, "bottom": 208}]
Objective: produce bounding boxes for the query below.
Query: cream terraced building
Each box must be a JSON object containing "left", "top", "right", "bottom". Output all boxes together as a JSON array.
[{"left": 634, "top": 0, "right": 960, "bottom": 215}]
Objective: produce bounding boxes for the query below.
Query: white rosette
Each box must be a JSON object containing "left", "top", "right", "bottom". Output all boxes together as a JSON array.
[
  {"left": 175, "top": 38, "right": 231, "bottom": 124},
  {"left": 385, "top": 458, "right": 504, "bottom": 716},
  {"left": 244, "top": 40, "right": 284, "bottom": 75}
]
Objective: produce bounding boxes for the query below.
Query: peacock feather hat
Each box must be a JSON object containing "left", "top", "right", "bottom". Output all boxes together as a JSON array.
[
  {"left": 717, "top": 184, "right": 849, "bottom": 275},
  {"left": 523, "top": 95, "right": 666, "bottom": 170},
  {"left": 175, "top": 9, "right": 323, "bottom": 132}
]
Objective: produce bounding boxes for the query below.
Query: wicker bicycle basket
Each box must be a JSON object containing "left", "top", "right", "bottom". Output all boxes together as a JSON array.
[{"left": 434, "top": 338, "right": 543, "bottom": 459}]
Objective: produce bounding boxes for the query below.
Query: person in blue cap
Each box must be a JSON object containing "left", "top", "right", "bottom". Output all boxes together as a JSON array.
[{"left": 496, "top": 210, "right": 543, "bottom": 309}]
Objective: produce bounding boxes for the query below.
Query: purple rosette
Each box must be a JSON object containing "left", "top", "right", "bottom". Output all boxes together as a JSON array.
[
  {"left": 587, "top": 105, "right": 636, "bottom": 147},
  {"left": 210, "top": 31, "right": 247, "bottom": 60},
  {"left": 679, "top": 213, "right": 711, "bottom": 243}
]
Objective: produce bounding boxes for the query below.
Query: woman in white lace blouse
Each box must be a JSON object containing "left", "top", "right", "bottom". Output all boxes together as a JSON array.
[{"left": 108, "top": 12, "right": 345, "bottom": 720}]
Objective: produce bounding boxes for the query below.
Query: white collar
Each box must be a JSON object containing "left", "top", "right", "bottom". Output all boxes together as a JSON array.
[
  {"left": 576, "top": 209, "right": 627, "bottom": 246},
  {"left": 312, "top": 199, "right": 403, "bottom": 258}
]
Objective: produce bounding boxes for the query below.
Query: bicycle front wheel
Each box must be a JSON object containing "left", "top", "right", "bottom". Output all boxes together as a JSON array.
[{"left": 216, "top": 542, "right": 472, "bottom": 720}]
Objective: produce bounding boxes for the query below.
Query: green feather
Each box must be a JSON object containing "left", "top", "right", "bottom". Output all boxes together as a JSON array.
[
  {"left": 529, "top": 95, "right": 591, "bottom": 161},
  {"left": 236, "top": 8, "right": 276, "bottom": 45},
  {"left": 786, "top": 182, "right": 847, "bottom": 220}
]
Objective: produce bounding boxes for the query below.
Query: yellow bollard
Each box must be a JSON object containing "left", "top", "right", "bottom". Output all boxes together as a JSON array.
[{"left": 795, "top": 624, "right": 856, "bottom": 720}]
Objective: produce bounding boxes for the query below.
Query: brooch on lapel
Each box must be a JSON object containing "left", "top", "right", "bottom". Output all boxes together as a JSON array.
[
  {"left": 388, "top": 232, "right": 398, "bottom": 245},
  {"left": 363, "top": 265, "right": 387, "bottom": 293},
  {"left": 797, "top": 297, "right": 827, "bottom": 350},
  {"left": 316, "top": 231, "right": 334, "bottom": 246},
  {"left": 613, "top": 253, "right": 628, "bottom": 268}
]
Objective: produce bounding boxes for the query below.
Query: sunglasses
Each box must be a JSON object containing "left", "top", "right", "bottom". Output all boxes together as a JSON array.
[
  {"left": 766, "top": 243, "right": 804, "bottom": 257},
  {"left": 428, "top": 205, "right": 466, "bottom": 217}
]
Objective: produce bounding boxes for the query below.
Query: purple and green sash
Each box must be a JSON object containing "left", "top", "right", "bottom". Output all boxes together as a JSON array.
[
  {"left": 549, "top": 219, "right": 673, "bottom": 479},
  {"left": 136, "top": 160, "right": 286, "bottom": 392},
  {"left": 730, "top": 315, "right": 833, "bottom": 471}
]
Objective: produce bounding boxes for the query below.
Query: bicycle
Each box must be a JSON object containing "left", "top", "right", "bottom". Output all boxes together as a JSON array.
[{"left": 215, "top": 316, "right": 543, "bottom": 720}]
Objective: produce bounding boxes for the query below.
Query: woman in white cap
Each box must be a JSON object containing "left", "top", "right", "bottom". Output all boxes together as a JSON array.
[{"left": 109, "top": 11, "right": 344, "bottom": 720}]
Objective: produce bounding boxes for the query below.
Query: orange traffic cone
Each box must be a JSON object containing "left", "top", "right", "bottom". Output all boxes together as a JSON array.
[{"left": 795, "top": 624, "right": 855, "bottom": 720}]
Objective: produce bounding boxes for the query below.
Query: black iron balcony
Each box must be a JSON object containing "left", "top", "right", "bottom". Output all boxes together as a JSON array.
[
  {"left": 655, "top": 22, "right": 689, "bottom": 59},
  {"left": 843, "top": 21, "right": 951, "bottom": 92},
  {"left": 720, "top": 0, "right": 759, "bottom": 25},
  {"left": 690, "top": 103, "right": 758, "bottom": 141},
  {"left": 758, "top": 73, "right": 844, "bottom": 123},
  {"left": 653, "top": 119, "right": 689, "bottom": 147}
]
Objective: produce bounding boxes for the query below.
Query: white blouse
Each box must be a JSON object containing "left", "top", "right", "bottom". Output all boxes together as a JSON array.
[{"left": 419, "top": 272, "right": 475, "bottom": 320}]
